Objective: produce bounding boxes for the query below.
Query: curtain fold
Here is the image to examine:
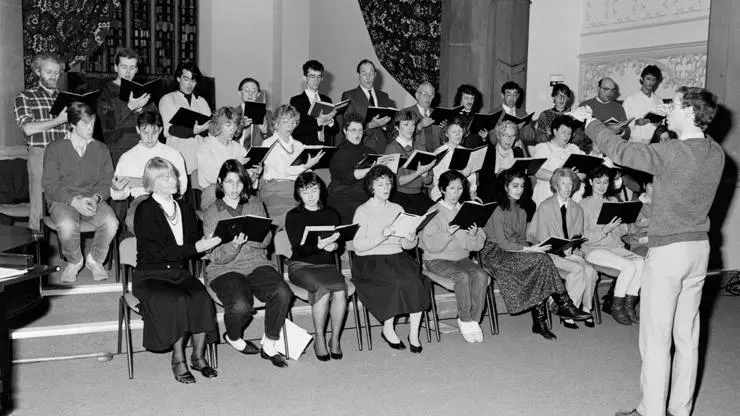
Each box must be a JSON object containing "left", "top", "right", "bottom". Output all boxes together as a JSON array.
[
  {"left": 22, "top": 0, "right": 122, "bottom": 87},
  {"left": 357, "top": 0, "right": 442, "bottom": 96}
]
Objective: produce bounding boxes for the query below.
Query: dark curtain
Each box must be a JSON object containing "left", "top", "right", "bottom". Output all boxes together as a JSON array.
[
  {"left": 22, "top": 0, "right": 121, "bottom": 87},
  {"left": 357, "top": 0, "right": 442, "bottom": 95}
]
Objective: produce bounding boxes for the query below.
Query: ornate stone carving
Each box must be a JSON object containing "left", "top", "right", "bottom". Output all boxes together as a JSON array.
[{"left": 584, "top": 0, "right": 710, "bottom": 34}]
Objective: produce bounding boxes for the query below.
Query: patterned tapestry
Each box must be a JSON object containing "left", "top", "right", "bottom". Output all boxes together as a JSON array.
[
  {"left": 22, "top": 0, "right": 121, "bottom": 87},
  {"left": 357, "top": 0, "right": 442, "bottom": 95}
]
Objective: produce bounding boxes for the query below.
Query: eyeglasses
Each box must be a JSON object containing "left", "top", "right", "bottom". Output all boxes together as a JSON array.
[
  {"left": 417, "top": 91, "right": 434, "bottom": 98},
  {"left": 306, "top": 74, "right": 323, "bottom": 81},
  {"left": 599, "top": 86, "right": 616, "bottom": 92}
]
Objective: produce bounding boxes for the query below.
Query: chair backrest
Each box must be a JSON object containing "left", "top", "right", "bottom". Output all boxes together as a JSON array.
[
  {"left": 274, "top": 230, "right": 292, "bottom": 259},
  {"left": 119, "top": 237, "right": 137, "bottom": 292}
]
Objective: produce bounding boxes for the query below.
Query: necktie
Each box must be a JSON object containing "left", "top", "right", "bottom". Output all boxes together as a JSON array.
[
  {"left": 367, "top": 90, "right": 375, "bottom": 107},
  {"left": 560, "top": 204, "right": 569, "bottom": 239}
]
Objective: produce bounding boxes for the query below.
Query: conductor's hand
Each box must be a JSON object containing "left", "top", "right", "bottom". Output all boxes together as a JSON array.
[{"left": 196, "top": 237, "right": 222, "bottom": 253}]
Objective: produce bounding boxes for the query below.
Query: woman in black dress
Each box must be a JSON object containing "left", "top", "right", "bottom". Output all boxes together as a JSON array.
[
  {"left": 285, "top": 172, "right": 348, "bottom": 361},
  {"left": 133, "top": 157, "right": 221, "bottom": 383},
  {"left": 479, "top": 169, "right": 589, "bottom": 340}
]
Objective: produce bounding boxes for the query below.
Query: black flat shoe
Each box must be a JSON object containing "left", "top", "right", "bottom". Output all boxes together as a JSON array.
[
  {"left": 223, "top": 332, "right": 259, "bottom": 355},
  {"left": 171, "top": 360, "right": 196, "bottom": 384},
  {"left": 328, "top": 341, "right": 343, "bottom": 360},
  {"left": 561, "top": 318, "right": 579, "bottom": 330},
  {"left": 408, "top": 337, "right": 423, "bottom": 354},
  {"left": 380, "top": 332, "right": 406, "bottom": 350},
  {"left": 260, "top": 348, "right": 288, "bottom": 368},
  {"left": 584, "top": 317, "right": 595, "bottom": 328},
  {"left": 190, "top": 358, "right": 218, "bottom": 378},
  {"left": 315, "top": 352, "right": 331, "bottom": 362}
]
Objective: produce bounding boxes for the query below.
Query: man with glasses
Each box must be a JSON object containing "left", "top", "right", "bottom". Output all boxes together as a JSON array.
[
  {"left": 339, "top": 59, "right": 396, "bottom": 153},
  {"left": 402, "top": 81, "right": 443, "bottom": 152},
  {"left": 96, "top": 48, "right": 158, "bottom": 166},
  {"left": 110, "top": 110, "right": 187, "bottom": 235},
  {"left": 579, "top": 78, "right": 631, "bottom": 139},
  {"left": 623, "top": 65, "right": 664, "bottom": 144},
  {"left": 289, "top": 60, "right": 339, "bottom": 145}
]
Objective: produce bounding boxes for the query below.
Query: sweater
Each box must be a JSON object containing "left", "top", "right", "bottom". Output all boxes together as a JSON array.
[
  {"left": 42, "top": 135, "right": 114, "bottom": 204},
  {"left": 485, "top": 204, "right": 528, "bottom": 250},
  {"left": 285, "top": 206, "right": 341, "bottom": 264},
  {"left": 420, "top": 201, "right": 485, "bottom": 260},
  {"left": 586, "top": 120, "right": 725, "bottom": 247},
  {"left": 579, "top": 195, "right": 628, "bottom": 253},
  {"left": 385, "top": 138, "right": 433, "bottom": 194},
  {"left": 352, "top": 199, "right": 417, "bottom": 256},
  {"left": 202, "top": 198, "right": 275, "bottom": 284}
]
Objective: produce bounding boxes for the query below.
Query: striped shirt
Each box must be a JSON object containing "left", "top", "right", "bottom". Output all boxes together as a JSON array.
[{"left": 14, "top": 85, "right": 68, "bottom": 148}]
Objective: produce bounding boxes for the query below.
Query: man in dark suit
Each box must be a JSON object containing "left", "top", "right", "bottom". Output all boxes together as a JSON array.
[
  {"left": 402, "top": 81, "right": 443, "bottom": 152},
  {"left": 492, "top": 81, "right": 536, "bottom": 154},
  {"left": 289, "top": 60, "right": 339, "bottom": 146},
  {"left": 338, "top": 59, "right": 395, "bottom": 153}
]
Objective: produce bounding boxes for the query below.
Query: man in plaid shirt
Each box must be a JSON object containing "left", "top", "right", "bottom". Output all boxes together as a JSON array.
[{"left": 14, "top": 52, "right": 69, "bottom": 231}]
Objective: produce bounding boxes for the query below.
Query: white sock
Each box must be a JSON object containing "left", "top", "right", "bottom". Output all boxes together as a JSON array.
[
  {"left": 225, "top": 334, "right": 247, "bottom": 351},
  {"left": 261, "top": 336, "right": 277, "bottom": 356}
]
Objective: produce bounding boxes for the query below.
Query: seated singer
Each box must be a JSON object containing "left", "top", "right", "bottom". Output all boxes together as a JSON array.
[{"left": 133, "top": 157, "right": 220, "bottom": 384}]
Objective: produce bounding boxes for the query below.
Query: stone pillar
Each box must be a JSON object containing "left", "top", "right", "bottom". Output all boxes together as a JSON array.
[
  {"left": 706, "top": 0, "right": 740, "bottom": 269},
  {"left": 0, "top": 0, "right": 26, "bottom": 151},
  {"left": 439, "top": 0, "right": 531, "bottom": 111}
]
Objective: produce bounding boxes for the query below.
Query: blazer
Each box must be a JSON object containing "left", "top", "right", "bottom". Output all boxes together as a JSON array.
[
  {"left": 478, "top": 145, "right": 524, "bottom": 203},
  {"left": 527, "top": 195, "right": 584, "bottom": 244},
  {"left": 289, "top": 92, "right": 339, "bottom": 146},
  {"left": 133, "top": 196, "right": 202, "bottom": 269},
  {"left": 338, "top": 86, "right": 395, "bottom": 153},
  {"left": 403, "top": 104, "right": 443, "bottom": 152}
]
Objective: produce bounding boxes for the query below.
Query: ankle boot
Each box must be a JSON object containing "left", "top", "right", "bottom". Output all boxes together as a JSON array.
[
  {"left": 611, "top": 296, "right": 632, "bottom": 325},
  {"left": 552, "top": 292, "right": 591, "bottom": 321},
  {"left": 531, "top": 302, "right": 556, "bottom": 340},
  {"left": 624, "top": 295, "right": 640, "bottom": 323}
]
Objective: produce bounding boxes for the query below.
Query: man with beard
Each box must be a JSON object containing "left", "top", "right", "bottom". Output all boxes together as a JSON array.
[
  {"left": 14, "top": 52, "right": 69, "bottom": 232},
  {"left": 623, "top": 65, "right": 664, "bottom": 144}
]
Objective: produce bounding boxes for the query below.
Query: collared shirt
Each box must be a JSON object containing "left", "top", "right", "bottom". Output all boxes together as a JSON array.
[
  {"left": 503, "top": 104, "right": 516, "bottom": 116},
  {"left": 305, "top": 89, "right": 321, "bottom": 104},
  {"left": 416, "top": 104, "right": 430, "bottom": 118},
  {"left": 362, "top": 87, "right": 377, "bottom": 105},
  {"left": 14, "top": 84, "right": 68, "bottom": 148},
  {"left": 557, "top": 196, "right": 569, "bottom": 207},
  {"left": 111, "top": 142, "right": 188, "bottom": 200},
  {"left": 67, "top": 133, "right": 93, "bottom": 157},
  {"left": 261, "top": 134, "right": 307, "bottom": 181},
  {"left": 623, "top": 89, "right": 661, "bottom": 144}
]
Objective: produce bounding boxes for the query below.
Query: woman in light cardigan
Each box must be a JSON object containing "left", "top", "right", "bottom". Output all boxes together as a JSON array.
[
  {"left": 420, "top": 170, "right": 487, "bottom": 343},
  {"left": 351, "top": 165, "right": 430, "bottom": 353}
]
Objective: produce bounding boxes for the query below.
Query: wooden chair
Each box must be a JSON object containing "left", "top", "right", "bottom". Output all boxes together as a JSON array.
[
  {"left": 117, "top": 237, "right": 215, "bottom": 379},
  {"left": 273, "top": 230, "right": 363, "bottom": 351},
  {"left": 416, "top": 248, "right": 498, "bottom": 342}
]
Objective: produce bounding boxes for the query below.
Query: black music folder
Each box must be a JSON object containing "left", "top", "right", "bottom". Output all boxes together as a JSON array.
[
  {"left": 364, "top": 106, "right": 399, "bottom": 124},
  {"left": 447, "top": 145, "right": 488, "bottom": 172},
  {"left": 243, "top": 101, "right": 267, "bottom": 125},
  {"left": 562, "top": 154, "right": 605, "bottom": 173},
  {"left": 290, "top": 146, "right": 338, "bottom": 169},
  {"left": 169, "top": 107, "right": 211, "bottom": 129},
  {"left": 50, "top": 90, "right": 99, "bottom": 115},
  {"left": 308, "top": 99, "right": 351, "bottom": 118},
  {"left": 118, "top": 78, "right": 161, "bottom": 101},
  {"left": 508, "top": 158, "right": 547, "bottom": 175},
  {"left": 467, "top": 111, "right": 502, "bottom": 134},
  {"left": 430, "top": 106, "right": 464, "bottom": 125},
  {"left": 244, "top": 142, "right": 276, "bottom": 168},
  {"left": 401, "top": 149, "right": 447, "bottom": 171},
  {"left": 449, "top": 201, "right": 497, "bottom": 229},
  {"left": 213, "top": 215, "right": 273, "bottom": 243},
  {"left": 536, "top": 236, "right": 588, "bottom": 255},
  {"left": 644, "top": 112, "right": 666, "bottom": 124},
  {"left": 501, "top": 112, "right": 535, "bottom": 126},
  {"left": 596, "top": 201, "right": 643, "bottom": 225},
  {"left": 300, "top": 223, "right": 360, "bottom": 246}
]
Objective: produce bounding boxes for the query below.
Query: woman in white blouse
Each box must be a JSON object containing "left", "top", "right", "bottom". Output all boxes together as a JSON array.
[
  {"left": 532, "top": 115, "right": 585, "bottom": 205},
  {"left": 260, "top": 105, "right": 324, "bottom": 228}
]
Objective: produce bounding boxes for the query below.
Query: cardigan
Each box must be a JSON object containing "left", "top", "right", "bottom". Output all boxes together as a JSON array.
[
  {"left": 133, "top": 196, "right": 201, "bottom": 268},
  {"left": 420, "top": 201, "right": 485, "bottom": 261},
  {"left": 352, "top": 199, "right": 417, "bottom": 256}
]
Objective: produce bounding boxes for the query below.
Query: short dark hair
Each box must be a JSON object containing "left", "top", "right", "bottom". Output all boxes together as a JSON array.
[
  {"left": 394, "top": 108, "right": 416, "bottom": 127},
  {"left": 175, "top": 61, "right": 202, "bottom": 82},
  {"left": 641, "top": 65, "right": 662, "bottom": 82},
  {"left": 67, "top": 102, "right": 95, "bottom": 126},
  {"left": 342, "top": 112, "right": 365, "bottom": 132},
  {"left": 676, "top": 86, "right": 718, "bottom": 131},
  {"left": 136, "top": 110, "right": 163, "bottom": 129},
  {"left": 551, "top": 83, "right": 572, "bottom": 98},
  {"left": 550, "top": 115, "right": 574, "bottom": 134},
  {"left": 237, "top": 77, "right": 260, "bottom": 92},
  {"left": 215, "top": 160, "right": 251, "bottom": 203},
  {"left": 114, "top": 48, "right": 139, "bottom": 66},
  {"left": 583, "top": 165, "right": 614, "bottom": 198},
  {"left": 453, "top": 84, "right": 483, "bottom": 113},
  {"left": 293, "top": 171, "right": 328, "bottom": 209},
  {"left": 443, "top": 117, "right": 466, "bottom": 141},
  {"left": 497, "top": 169, "right": 528, "bottom": 211},
  {"left": 650, "top": 125, "right": 677, "bottom": 144},
  {"left": 356, "top": 59, "right": 375, "bottom": 73},
  {"left": 363, "top": 165, "right": 395, "bottom": 196},
  {"left": 302, "top": 60, "right": 324, "bottom": 76},
  {"left": 438, "top": 170, "right": 467, "bottom": 196},
  {"left": 501, "top": 81, "right": 522, "bottom": 95}
]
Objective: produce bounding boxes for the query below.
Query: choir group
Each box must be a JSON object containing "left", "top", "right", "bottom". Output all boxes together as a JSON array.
[{"left": 14, "top": 48, "right": 725, "bottom": 416}]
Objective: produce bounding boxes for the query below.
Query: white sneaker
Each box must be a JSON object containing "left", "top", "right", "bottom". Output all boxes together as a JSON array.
[
  {"left": 85, "top": 253, "right": 108, "bottom": 281},
  {"left": 458, "top": 319, "right": 476, "bottom": 343},
  {"left": 60, "top": 259, "right": 84, "bottom": 282},
  {"left": 473, "top": 322, "right": 484, "bottom": 343}
]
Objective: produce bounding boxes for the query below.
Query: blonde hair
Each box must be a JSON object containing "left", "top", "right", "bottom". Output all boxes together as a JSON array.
[
  {"left": 143, "top": 157, "right": 181, "bottom": 195},
  {"left": 272, "top": 104, "right": 300, "bottom": 131}
]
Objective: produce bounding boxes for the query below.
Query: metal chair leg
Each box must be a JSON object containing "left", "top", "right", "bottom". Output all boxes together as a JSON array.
[
  {"left": 546, "top": 300, "right": 553, "bottom": 329},
  {"left": 352, "top": 295, "right": 363, "bottom": 351},
  {"left": 593, "top": 287, "right": 602, "bottom": 324},
  {"left": 429, "top": 284, "right": 440, "bottom": 342},
  {"left": 486, "top": 284, "right": 496, "bottom": 335},
  {"left": 123, "top": 305, "right": 134, "bottom": 379},
  {"left": 364, "top": 305, "right": 372, "bottom": 351},
  {"left": 213, "top": 343, "right": 218, "bottom": 369},
  {"left": 117, "top": 297, "right": 124, "bottom": 354},
  {"left": 282, "top": 323, "right": 290, "bottom": 359},
  {"left": 424, "top": 307, "right": 432, "bottom": 343}
]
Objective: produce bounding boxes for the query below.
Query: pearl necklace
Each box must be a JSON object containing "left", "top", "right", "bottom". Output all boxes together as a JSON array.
[{"left": 160, "top": 201, "right": 179, "bottom": 225}]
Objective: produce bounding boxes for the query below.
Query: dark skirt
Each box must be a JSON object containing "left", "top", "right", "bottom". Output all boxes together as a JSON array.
[
  {"left": 390, "top": 192, "right": 434, "bottom": 216},
  {"left": 288, "top": 261, "right": 348, "bottom": 304},
  {"left": 479, "top": 242, "right": 564, "bottom": 315},
  {"left": 351, "top": 252, "right": 430, "bottom": 322},
  {"left": 132, "top": 268, "right": 218, "bottom": 352}
]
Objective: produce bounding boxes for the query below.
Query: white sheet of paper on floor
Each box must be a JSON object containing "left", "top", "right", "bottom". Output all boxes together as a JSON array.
[{"left": 274, "top": 318, "right": 313, "bottom": 360}]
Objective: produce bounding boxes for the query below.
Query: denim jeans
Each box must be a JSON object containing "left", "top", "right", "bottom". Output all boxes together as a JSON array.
[
  {"left": 424, "top": 258, "right": 488, "bottom": 322},
  {"left": 49, "top": 200, "right": 119, "bottom": 264}
]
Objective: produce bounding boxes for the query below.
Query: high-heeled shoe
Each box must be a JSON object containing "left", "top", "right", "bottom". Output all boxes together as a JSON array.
[
  {"left": 171, "top": 360, "right": 196, "bottom": 384},
  {"left": 315, "top": 352, "right": 331, "bottom": 362},
  {"left": 561, "top": 318, "right": 579, "bottom": 329},
  {"left": 190, "top": 357, "right": 218, "bottom": 378},
  {"left": 328, "top": 340, "right": 343, "bottom": 360},
  {"left": 407, "top": 337, "right": 423, "bottom": 354},
  {"left": 584, "top": 317, "right": 595, "bottom": 328},
  {"left": 380, "top": 332, "right": 406, "bottom": 350}
]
